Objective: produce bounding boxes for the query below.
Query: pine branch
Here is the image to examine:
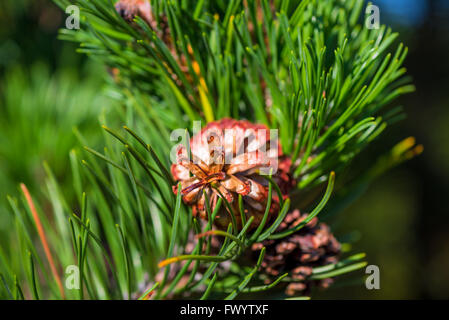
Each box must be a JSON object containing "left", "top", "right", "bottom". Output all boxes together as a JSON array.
[{"left": 0, "top": 0, "right": 420, "bottom": 300}]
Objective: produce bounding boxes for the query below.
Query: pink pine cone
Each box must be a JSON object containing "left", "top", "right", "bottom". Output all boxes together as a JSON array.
[{"left": 171, "top": 118, "right": 295, "bottom": 230}]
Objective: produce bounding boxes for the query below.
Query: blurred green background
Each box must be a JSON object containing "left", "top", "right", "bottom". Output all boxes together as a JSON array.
[{"left": 0, "top": 0, "right": 448, "bottom": 299}]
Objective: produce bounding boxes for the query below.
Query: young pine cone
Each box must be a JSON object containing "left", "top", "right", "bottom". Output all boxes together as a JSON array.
[
  {"left": 251, "top": 210, "right": 341, "bottom": 296},
  {"left": 115, "top": 0, "right": 154, "bottom": 25},
  {"left": 171, "top": 118, "right": 294, "bottom": 230}
]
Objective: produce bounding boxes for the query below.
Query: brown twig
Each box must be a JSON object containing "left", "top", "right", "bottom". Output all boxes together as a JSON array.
[{"left": 20, "top": 183, "right": 66, "bottom": 299}]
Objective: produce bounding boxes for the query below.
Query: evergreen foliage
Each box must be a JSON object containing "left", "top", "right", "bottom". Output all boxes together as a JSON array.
[{"left": 0, "top": 0, "right": 421, "bottom": 299}]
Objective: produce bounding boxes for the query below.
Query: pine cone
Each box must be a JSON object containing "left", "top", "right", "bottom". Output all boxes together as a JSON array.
[
  {"left": 115, "top": 0, "right": 194, "bottom": 89},
  {"left": 115, "top": 0, "right": 154, "bottom": 26},
  {"left": 251, "top": 210, "right": 341, "bottom": 296},
  {"left": 115, "top": 0, "right": 172, "bottom": 43},
  {"left": 171, "top": 118, "right": 294, "bottom": 230}
]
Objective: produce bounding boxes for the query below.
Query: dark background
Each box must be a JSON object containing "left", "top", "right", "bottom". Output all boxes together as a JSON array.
[{"left": 0, "top": 0, "right": 448, "bottom": 299}]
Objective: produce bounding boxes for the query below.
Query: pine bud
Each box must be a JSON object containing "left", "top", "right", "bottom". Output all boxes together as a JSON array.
[
  {"left": 251, "top": 210, "right": 341, "bottom": 295},
  {"left": 115, "top": 0, "right": 154, "bottom": 26}
]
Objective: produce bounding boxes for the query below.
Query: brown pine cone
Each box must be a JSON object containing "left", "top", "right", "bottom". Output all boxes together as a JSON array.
[{"left": 252, "top": 210, "right": 341, "bottom": 296}]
